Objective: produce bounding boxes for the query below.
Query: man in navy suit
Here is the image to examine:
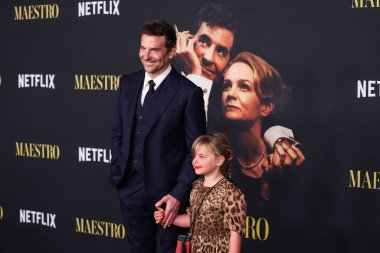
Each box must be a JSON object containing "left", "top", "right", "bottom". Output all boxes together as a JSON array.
[{"left": 109, "top": 20, "right": 206, "bottom": 253}]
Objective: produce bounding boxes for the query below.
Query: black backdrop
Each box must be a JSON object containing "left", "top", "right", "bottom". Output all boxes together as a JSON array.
[{"left": 1, "top": 0, "right": 380, "bottom": 252}]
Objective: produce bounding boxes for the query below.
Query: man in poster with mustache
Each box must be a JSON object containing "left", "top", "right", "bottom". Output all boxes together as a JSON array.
[{"left": 173, "top": 2, "right": 235, "bottom": 118}]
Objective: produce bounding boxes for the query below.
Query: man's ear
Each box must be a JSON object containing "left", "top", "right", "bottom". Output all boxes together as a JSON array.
[
  {"left": 260, "top": 103, "right": 275, "bottom": 117},
  {"left": 168, "top": 47, "right": 176, "bottom": 59}
]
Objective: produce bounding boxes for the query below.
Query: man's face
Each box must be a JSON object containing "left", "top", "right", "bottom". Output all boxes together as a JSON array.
[
  {"left": 139, "top": 34, "right": 175, "bottom": 78},
  {"left": 193, "top": 22, "right": 234, "bottom": 81}
]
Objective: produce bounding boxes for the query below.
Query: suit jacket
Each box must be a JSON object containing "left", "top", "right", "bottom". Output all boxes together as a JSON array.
[{"left": 109, "top": 67, "right": 207, "bottom": 207}]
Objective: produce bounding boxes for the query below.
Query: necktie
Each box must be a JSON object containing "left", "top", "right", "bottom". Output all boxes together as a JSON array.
[{"left": 144, "top": 80, "right": 155, "bottom": 105}]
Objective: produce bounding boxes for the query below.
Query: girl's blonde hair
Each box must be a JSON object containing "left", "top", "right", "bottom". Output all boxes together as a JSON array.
[{"left": 191, "top": 133, "right": 233, "bottom": 178}]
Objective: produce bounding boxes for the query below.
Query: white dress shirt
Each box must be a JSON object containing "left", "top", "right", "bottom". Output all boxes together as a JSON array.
[
  {"left": 182, "top": 73, "right": 213, "bottom": 121},
  {"left": 141, "top": 64, "right": 172, "bottom": 105}
]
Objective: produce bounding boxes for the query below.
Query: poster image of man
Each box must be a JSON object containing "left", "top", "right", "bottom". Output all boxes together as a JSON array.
[{"left": 173, "top": 2, "right": 236, "bottom": 116}]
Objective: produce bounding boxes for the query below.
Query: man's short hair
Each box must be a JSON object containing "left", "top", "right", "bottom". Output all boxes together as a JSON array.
[
  {"left": 196, "top": 3, "right": 237, "bottom": 36},
  {"left": 141, "top": 20, "right": 176, "bottom": 50}
]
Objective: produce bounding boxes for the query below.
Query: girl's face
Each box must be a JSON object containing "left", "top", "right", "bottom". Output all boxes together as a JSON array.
[
  {"left": 222, "top": 62, "right": 264, "bottom": 123},
  {"left": 192, "top": 145, "right": 223, "bottom": 177}
]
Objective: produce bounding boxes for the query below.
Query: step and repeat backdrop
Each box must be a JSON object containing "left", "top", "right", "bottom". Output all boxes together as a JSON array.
[{"left": 1, "top": 0, "right": 380, "bottom": 252}]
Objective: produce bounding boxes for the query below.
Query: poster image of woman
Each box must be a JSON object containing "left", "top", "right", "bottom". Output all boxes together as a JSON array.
[{"left": 220, "top": 51, "right": 305, "bottom": 202}]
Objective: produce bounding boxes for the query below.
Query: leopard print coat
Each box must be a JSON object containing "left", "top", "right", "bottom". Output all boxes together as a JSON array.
[{"left": 187, "top": 178, "right": 247, "bottom": 253}]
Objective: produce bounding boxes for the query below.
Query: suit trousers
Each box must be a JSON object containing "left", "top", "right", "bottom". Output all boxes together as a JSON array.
[{"left": 118, "top": 170, "right": 187, "bottom": 253}]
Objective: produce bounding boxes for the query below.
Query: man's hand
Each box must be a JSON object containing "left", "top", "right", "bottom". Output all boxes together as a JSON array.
[
  {"left": 155, "top": 194, "right": 180, "bottom": 229},
  {"left": 263, "top": 140, "right": 305, "bottom": 173},
  {"left": 273, "top": 141, "right": 305, "bottom": 169},
  {"left": 260, "top": 141, "right": 305, "bottom": 200},
  {"left": 174, "top": 31, "right": 202, "bottom": 75}
]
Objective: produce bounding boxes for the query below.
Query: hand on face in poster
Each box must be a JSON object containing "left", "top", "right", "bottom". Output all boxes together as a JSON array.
[
  {"left": 174, "top": 28, "right": 202, "bottom": 76},
  {"left": 155, "top": 194, "right": 181, "bottom": 228}
]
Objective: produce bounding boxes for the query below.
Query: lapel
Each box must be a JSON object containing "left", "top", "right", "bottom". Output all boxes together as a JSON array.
[
  {"left": 143, "top": 69, "right": 181, "bottom": 139},
  {"left": 123, "top": 71, "right": 144, "bottom": 137}
]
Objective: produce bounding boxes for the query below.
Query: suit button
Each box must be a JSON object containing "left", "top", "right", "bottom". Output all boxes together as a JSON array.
[
  {"left": 137, "top": 131, "right": 141, "bottom": 134},
  {"left": 139, "top": 116, "right": 143, "bottom": 119},
  {"left": 135, "top": 145, "right": 138, "bottom": 149}
]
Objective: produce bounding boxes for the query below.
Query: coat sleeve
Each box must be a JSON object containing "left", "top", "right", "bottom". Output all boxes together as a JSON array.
[
  {"left": 170, "top": 86, "right": 207, "bottom": 203},
  {"left": 109, "top": 76, "right": 125, "bottom": 186}
]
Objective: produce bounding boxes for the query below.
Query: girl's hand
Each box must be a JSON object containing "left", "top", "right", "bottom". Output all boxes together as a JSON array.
[{"left": 154, "top": 207, "right": 165, "bottom": 225}]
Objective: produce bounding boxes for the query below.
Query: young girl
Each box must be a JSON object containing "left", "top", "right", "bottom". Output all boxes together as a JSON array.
[{"left": 154, "top": 133, "right": 247, "bottom": 253}]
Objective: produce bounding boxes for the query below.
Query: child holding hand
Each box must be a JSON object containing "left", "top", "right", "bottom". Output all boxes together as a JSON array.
[{"left": 154, "top": 133, "right": 247, "bottom": 253}]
